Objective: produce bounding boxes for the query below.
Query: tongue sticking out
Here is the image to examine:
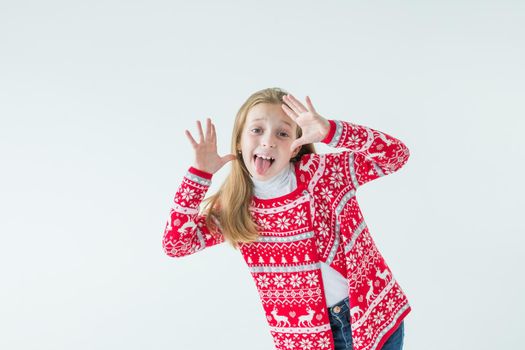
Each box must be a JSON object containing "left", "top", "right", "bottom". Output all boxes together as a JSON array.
[{"left": 254, "top": 156, "right": 272, "bottom": 175}]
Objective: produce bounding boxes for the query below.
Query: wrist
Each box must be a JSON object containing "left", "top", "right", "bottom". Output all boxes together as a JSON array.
[
  {"left": 320, "top": 118, "right": 330, "bottom": 138},
  {"left": 188, "top": 166, "right": 213, "bottom": 180},
  {"left": 321, "top": 119, "right": 336, "bottom": 144}
]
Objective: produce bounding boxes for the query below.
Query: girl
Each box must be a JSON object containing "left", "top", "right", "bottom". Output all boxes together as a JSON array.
[{"left": 162, "top": 87, "right": 411, "bottom": 350}]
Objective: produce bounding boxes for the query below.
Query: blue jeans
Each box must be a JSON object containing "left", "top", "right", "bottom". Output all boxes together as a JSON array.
[{"left": 328, "top": 297, "right": 404, "bottom": 350}]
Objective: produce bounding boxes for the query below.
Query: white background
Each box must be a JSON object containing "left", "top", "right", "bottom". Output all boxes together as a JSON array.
[{"left": 1, "top": 1, "right": 524, "bottom": 349}]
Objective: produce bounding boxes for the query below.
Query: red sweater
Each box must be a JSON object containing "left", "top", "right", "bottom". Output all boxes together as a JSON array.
[{"left": 163, "top": 119, "right": 411, "bottom": 350}]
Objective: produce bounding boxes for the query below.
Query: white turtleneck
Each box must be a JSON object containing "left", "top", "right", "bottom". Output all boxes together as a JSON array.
[
  {"left": 251, "top": 163, "right": 349, "bottom": 307},
  {"left": 252, "top": 162, "right": 297, "bottom": 199}
]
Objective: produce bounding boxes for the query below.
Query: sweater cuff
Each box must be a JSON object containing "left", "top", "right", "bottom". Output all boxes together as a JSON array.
[
  {"left": 188, "top": 166, "right": 213, "bottom": 180},
  {"left": 321, "top": 119, "right": 336, "bottom": 144}
]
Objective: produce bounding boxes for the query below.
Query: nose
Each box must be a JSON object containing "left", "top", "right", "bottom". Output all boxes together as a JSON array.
[{"left": 262, "top": 134, "right": 277, "bottom": 148}]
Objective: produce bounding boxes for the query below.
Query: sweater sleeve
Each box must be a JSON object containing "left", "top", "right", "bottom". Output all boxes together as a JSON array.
[
  {"left": 162, "top": 166, "right": 225, "bottom": 258},
  {"left": 321, "top": 119, "right": 410, "bottom": 189}
]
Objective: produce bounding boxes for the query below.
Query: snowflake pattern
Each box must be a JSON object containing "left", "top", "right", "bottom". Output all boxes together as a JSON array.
[
  {"left": 353, "top": 335, "right": 364, "bottom": 348},
  {"left": 256, "top": 274, "right": 270, "bottom": 288},
  {"left": 346, "top": 253, "right": 357, "bottom": 270},
  {"left": 355, "top": 241, "right": 364, "bottom": 256},
  {"left": 294, "top": 210, "right": 308, "bottom": 226},
  {"left": 257, "top": 217, "right": 272, "bottom": 230},
  {"left": 317, "top": 336, "right": 330, "bottom": 349},
  {"left": 299, "top": 338, "right": 314, "bottom": 350},
  {"left": 364, "top": 324, "right": 374, "bottom": 339},
  {"left": 319, "top": 187, "right": 333, "bottom": 199},
  {"left": 318, "top": 203, "right": 330, "bottom": 219},
  {"left": 330, "top": 163, "right": 344, "bottom": 181},
  {"left": 288, "top": 274, "right": 303, "bottom": 288},
  {"left": 283, "top": 338, "right": 295, "bottom": 349},
  {"left": 180, "top": 187, "right": 195, "bottom": 201},
  {"left": 373, "top": 311, "right": 385, "bottom": 325},
  {"left": 385, "top": 298, "right": 396, "bottom": 312},
  {"left": 329, "top": 174, "right": 345, "bottom": 188},
  {"left": 362, "top": 232, "right": 372, "bottom": 246},
  {"left": 305, "top": 272, "right": 319, "bottom": 287},
  {"left": 275, "top": 216, "right": 291, "bottom": 230},
  {"left": 347, "top": 133, "right": 360, "bottom": 147},
  {"left": 273, "top": 275, "right": 286, "bottom": 288},
  {"left": 318, "top": 221, "right": 330, "bottom": 237},
  {"left": 316, "top": 238, "right": 326, "bottom": 252}
]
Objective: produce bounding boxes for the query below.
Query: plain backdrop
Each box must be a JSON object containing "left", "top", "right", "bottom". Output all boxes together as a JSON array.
[{"left": 1, "top": 1, "right": 524, "bottom": 349}]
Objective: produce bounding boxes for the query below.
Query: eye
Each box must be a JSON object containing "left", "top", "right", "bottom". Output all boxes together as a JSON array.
[
  {"left": 250, "top": 127, "right": 262, "bottom": 134},
  {"left": 278, "top": 131, "right": 290, "bottom": 137}
]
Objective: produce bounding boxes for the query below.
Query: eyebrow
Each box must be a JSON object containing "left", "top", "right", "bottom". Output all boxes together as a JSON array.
[{"left": 251, "top": 117, "right": 293, "bottom": 127}]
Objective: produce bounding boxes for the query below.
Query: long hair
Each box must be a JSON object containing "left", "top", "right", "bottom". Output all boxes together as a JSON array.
[{"left": 202, "top": 87, "right": 316, "bottom": 249}]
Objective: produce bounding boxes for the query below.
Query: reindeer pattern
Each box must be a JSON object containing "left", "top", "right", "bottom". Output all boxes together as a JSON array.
[{"left": 269, "top": 305, "right": 320, "bottom": 328}]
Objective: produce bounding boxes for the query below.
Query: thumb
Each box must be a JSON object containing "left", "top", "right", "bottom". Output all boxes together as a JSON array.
[
  {"left": 221, "top": 154, "right": 236, "bottom": 164},
  {"left": 290, "top": 139, "right": 303, "bottom": 152}
]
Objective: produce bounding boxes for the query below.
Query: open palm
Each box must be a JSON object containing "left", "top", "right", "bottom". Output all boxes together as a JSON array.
[
  {"left": 281, "top": 94, "right": 331, "bottom": 151},
  {"left": 185, "top": 118, "right": 236, "bottom": 174}
]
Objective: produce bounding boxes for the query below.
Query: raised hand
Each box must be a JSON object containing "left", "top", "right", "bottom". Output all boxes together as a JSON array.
[
  {"left": 281, "top": 94, "right": 331, "bottom": 152},
  {"left": 184, "top": 118, "right": 236, "bottom": 174}
]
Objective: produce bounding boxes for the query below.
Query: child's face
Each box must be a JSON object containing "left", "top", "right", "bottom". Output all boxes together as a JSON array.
[{"left": 239, "top": 103, "right": 300, "bottom": 181}]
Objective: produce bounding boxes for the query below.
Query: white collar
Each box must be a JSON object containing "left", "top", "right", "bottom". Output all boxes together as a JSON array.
[{"left": 252, "top": 163, "right": 297, "bottom": 199}]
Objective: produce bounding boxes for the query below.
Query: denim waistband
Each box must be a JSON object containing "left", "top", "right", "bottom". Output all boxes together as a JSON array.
[{"left": 327, "top": 296, "right": 350, "bottom": 317}]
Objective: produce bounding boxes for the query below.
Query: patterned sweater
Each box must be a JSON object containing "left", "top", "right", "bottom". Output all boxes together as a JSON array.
[{"left": 162, "top": 119, "right": 412, "bottom": 350}]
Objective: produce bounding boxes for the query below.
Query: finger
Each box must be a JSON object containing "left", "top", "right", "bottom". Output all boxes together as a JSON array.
[
  {"left": 185, "top": 130, "right": 198, "bottom": 148},
  {"left": 281, "top": 103, "right": 299, "bottom": 120},
  {"left": 205, "top": 118, "right": 212, "bottom": 141},
  {"left": 285, "top": 94, "right": 307, "bottom": 113},
  {"left": 221, "top": 154, "right": 237, "bottom": 163},
  {"left": 290, "top": 138, "right": 303, "bottom": 152},
  {"left": 221, "top": 154, "right": 236, "bottom": 164},
  {"left": 196, "top": 120, "right": 205, "bottom": 142},
  {"left": 211, "top": 122, "right": 217, "bottom": 143},
  {"left": 283, "top": 95, "right": 301, "bottom": 115},
  {"left": 305, "top": 96, "right": 317, "bottom": 113}
]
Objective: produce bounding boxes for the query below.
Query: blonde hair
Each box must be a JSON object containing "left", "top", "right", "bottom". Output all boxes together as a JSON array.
[{"left": 202, "top": 87, "right": 316, "bottom": 248}]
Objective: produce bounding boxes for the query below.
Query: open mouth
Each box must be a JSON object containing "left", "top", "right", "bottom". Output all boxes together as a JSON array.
[
  {"left": 253, "top": 154, "right": 275, "bottom": 174},
  {"left": 253, "top": 154, "right": 275, "bottom": 164}
]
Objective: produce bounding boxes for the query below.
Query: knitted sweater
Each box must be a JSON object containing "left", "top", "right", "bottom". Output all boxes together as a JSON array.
[
  {"left": 162, "top": 119, "right": 411, "bottom": 350},
  {"left": 251, "top": 162, "right": 349, "bottom": 308}
]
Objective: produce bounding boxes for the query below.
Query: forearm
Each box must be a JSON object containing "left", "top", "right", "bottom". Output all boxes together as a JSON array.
[
  {"left": 321, "top": 119, "right": 410, "bottom": 173},
  {"left": 162, "top": 167, "right": 222, "bottom": 257}
]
